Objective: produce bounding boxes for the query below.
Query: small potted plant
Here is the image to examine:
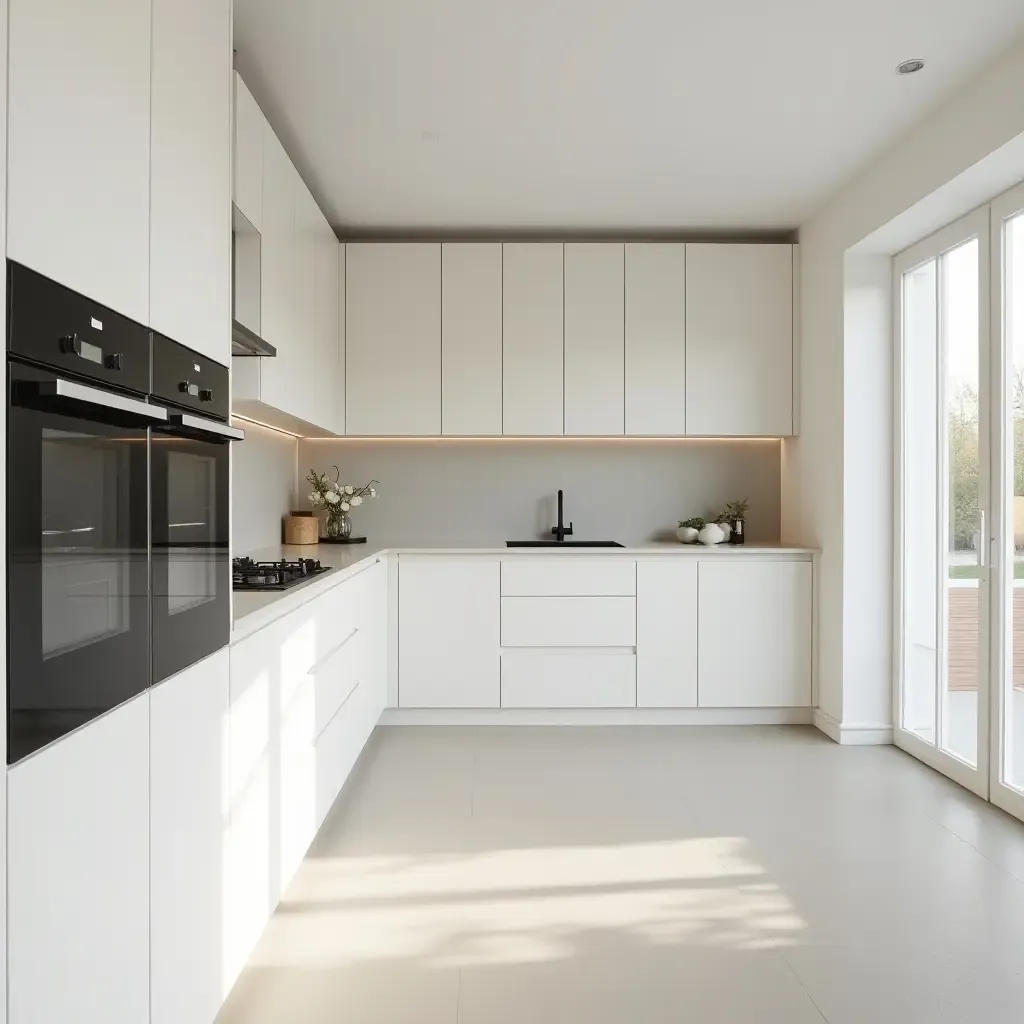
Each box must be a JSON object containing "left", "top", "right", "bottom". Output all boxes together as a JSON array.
[
  {"left": 721, "top": 498, "right": 750, "bottom": 546},
  {"left": 307, "top": 466, "right": 379, "bottom": 541},
  {"left": 676, "top": 517, "right": 705, "bottom": 544}
]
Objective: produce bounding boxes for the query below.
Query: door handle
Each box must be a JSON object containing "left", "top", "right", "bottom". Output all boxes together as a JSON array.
[
  {"left": 978, "top": 510, "right": 987, "bottom": 568},
  {"left": 31, "top": 378, "right": 168, "bottom": 421}
]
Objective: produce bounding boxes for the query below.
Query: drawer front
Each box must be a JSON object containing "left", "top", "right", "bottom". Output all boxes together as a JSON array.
[
  {"left": 312, "top": 625, "right": 366, "bottom": 738},
  {"left": 501, "top": 652, "right": 636, "bottom": 707},
  {"left": 501, "top": 596, "right": 636, "bottom": 647},
  {"left": 500, "top": 557, "right": 636, "bottom": 596}
]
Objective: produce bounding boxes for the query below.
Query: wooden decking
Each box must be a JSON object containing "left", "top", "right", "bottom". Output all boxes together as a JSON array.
[{"left": 947, "top": 587, "right": 1024, "bottom": 690}]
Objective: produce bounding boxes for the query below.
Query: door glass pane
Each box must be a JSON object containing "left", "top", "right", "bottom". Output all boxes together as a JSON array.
[
  {"left": 941, "top": 239, "right": 980, "bottom": 766},
  {"left": 166, "top": 449, "right": 219, "bottom": 615},
  {"left": 902, "top": 258, "right": 939, "bottom": 742},
  {"left": 1005, "top": 211, "right": 1024, "bottom": 792}
]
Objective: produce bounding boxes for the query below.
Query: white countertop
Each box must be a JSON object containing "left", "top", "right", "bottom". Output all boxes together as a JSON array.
[{"left": 231, "top": 539, "right": 817, "bottom": 643}]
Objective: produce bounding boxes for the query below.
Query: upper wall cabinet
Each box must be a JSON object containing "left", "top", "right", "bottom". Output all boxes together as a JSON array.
[
  {"left": 442, "top": 243, "right": 502, "bottom": 436},
  {"left": 625, "top": 243, "right": 687, "bottom": 436},
  {"left": 8, "top": 0, "right": 152, "bottom": 325},
  {"left": 346, "top": 243, "right": 441, "bottom": 436},
  {"left": 685, "top": 243, "right": 794, "bottom": 436},
  {"left": 503, "top": 242, "right": 564, "bottom": 436},
  {"left": 564, "top": 243, "right": 625, "bottom": 436},
  {"left": 150, "top": 0, "right": 231, "bottom": 365},
  {"left": 314, "top": 219, "right": 342, "bottom": 435},
  {"left": 233, "top": 72, "right": 264, "bottom": 232}
]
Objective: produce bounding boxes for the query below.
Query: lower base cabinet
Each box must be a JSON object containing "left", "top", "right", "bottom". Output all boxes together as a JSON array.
[
  {"left": 501, "top": 651, "right": 636, "bottom": 707},
  {"left": 697, "top": 560, "right": 813, "bottom": 707},
  {"left": 151, "top": 649, "right": 230, "bottom": 1024},
  {"left": 8, "top": 693, "right": 151, "bottom": 1024}
]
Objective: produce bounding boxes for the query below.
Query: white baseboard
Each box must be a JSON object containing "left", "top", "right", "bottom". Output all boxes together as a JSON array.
[
  {"left": 381, "top": 706, "right": 815, "bottom": 727},
  {"left": 814, "top": 709, "right": 893, "bottom": 745}
]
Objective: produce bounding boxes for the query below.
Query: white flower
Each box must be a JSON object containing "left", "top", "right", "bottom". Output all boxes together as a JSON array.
[
  {"left": 350, "top": 495, "right": 363, "bottom": 507},
  {"left": 345, "top": 485, "right": 354, "bottom": 495},
  {"left": 369, "top": 488, "right": 377, "bottom": 498},
  {"left": 325, "top": 491, "right": 339, "bottom": 504},
  {"left": 308, "top": 492, "right": 318, "bottom": 504},
  {"left": 340, "top": 501, "right": 350, "bottom": 512}
]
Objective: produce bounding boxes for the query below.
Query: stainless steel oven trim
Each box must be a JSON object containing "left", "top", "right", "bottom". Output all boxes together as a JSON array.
[
  {"left": 170, "top": 412, "right": 245, "bottom": 440},
  {"left": 37, "top": 377, "right": 168, "bottom": 421}
]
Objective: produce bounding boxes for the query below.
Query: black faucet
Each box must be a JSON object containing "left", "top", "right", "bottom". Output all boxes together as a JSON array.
[{"left": 551, "top": 489, "right": 574, "bottom": 542}]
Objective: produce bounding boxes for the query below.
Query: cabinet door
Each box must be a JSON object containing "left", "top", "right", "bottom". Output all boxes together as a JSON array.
[
  {"left": 233, "top": 72, "right": 263, "bottom": 232},
  {"left": 346, "top": 243, "right": 441, "bottom": 435},
  {"left": 314, "top": 220, "right": 341, "bottom": 433},
  {"left": 636, "top": 560, "right": 697, "bottom": 707},
  {"left": 9, "top": 694, "right": 150, "bottom": 1024},
  {"left": 697, "top": 560, "right": 812, "bottom": 707},
  {"left": 502, "top": 242, "right": 563, "bottom": 435},
  {"left": 259, "top": 125, "right": 295, "bottom": 410},
  {"left": 442, "top": 243, "right": 502, "bottom": 435},
  {"left": 151, "top": 649, "right": 229, "bottom": 1024},
  {"left": 625, "top": 243, "right": 687, "bottom": 435},
  {"left": 564, "top": 243, "right": 624, "bottom": 435},
  {"left": 8, "top": 0, "right": 151, "bottom": 324},
  {"left": 150, "top": 0, "right": 231, "bottom": 365},
  {"left": 291, "top": 179, "right": 318, "bottom": 419},
  {"left": 399, "top": 557, "right": 499, "bottom": 707},
  {"left": 685, "top": 244, "right": 794, "bottom": 436}
]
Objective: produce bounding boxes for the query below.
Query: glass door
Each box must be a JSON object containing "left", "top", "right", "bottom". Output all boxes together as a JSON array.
[
  {"left": 895, "top": 208, "right": 991, "bottom": 798},
  {"left": 990, "top": 181, "right": 1024, "bottom": 821}
]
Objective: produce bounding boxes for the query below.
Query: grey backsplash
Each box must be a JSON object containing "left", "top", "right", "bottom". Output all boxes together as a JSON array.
[
  {"left": 232, "top": 421, "right": 298, "bottom": 555},
  {"left": 295, "top": 439, "right": 782, "bottom": 545}
]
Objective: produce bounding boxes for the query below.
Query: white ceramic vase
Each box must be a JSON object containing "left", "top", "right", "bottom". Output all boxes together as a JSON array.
[
  {"left": 698, "top": 523, "right": 726, "bottom": 546},
  {"left": 676, "top": 525, "right": 699, "bottom": 544},
  {"left": 717, "top": 521, "right": 732, "bottom": 541}
]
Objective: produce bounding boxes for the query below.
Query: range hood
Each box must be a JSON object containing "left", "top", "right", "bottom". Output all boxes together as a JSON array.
[{"left": 231, "top": 319, "right": 276, "bottom": 357}]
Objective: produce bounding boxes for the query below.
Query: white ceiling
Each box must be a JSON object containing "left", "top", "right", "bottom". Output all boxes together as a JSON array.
[{"left": 234, "top": 0, "right": 1024, "bottom": 233}]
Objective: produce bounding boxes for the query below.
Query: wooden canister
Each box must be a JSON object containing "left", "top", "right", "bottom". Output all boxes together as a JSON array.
[{"left": 284, "top": 511, "right": 320, "bottom": 545}]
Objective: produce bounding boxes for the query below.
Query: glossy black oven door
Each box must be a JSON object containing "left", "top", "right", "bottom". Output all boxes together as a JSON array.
[
  {"left": 151, "top": 429, "right": 230, "bottom": 685},
  {"left": 7, "top": 361, "right": 155, "bottom": 764}
]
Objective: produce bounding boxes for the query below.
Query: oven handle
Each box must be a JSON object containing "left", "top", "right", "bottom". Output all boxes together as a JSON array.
[
  {"left": 32, "top": 378, "right": 168, "bottom": 421},
  {"left": 162, "top": 412, "right": 245, "bottom": 442}
]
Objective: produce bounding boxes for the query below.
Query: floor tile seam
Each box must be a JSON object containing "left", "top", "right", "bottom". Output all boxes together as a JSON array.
[
  {"left": 919, "top": 807, "right": 1024, "bottom": 888},
  {"left": 772, "top": 942, "right": 831, "bottom": 1023}
]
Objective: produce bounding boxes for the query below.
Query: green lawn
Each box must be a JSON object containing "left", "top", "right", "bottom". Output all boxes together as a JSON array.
[{"left": 950, "top": 563, "right": 1024, "bottom": 579}]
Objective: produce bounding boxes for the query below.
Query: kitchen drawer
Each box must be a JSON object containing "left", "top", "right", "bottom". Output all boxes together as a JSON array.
[
  {"left": 312, "top": 624, "right": 366, "bottom": 738},
  {"left": 500, "top": 557, "right": 636, "bottom": 596},
  {"left": 501, "top": 596, "right": 636, "bottom": 648},
  {"left": 501, "top": 651, "right": 636, "bottom": 707}
]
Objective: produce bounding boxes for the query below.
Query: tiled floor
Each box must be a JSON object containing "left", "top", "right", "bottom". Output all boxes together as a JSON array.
[{"left": 217, "top": 726, "right": 1024, "bottom": 1023}]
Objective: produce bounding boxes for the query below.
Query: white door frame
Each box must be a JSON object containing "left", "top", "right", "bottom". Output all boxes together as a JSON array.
[
  {"left": 989, "top": 179, "right": 1024, "bottom": 823},
  {"left": 893, "top": 206, "right": 992, "bottom": 800}
]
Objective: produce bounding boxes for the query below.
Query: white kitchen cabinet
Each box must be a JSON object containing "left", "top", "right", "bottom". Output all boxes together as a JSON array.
[
  {"left": 502, "top": 242, "right": 564, "bottom": 435},
  {"left": 233, "top": 72, "right": 264, "bottom": 232},
  {"left": 501, "top": 596, "right": 636, "bottom": 648},
  {"left": 442, "top": 243, "right": 503, "bottom": 435},
  {"left": 625, "top": 243, "right": 687, "bottom": 435},
  {"left": 291, "top": 178, "right": 318, "bottom": 418},
  {"left": 500, "top": 556, "right": 636, "bottom": 597},
  {"left": 501, "top": 652, "right": 636, "bottom": 708},
  {"left": 399, "top": 556, "right": 500, "bottom": 707},
  {"left": 150, "top": 0, "right": 231, "bottom": 365},
  {"left": 698, "top": 560, "right": 812, "bottom": 707},
  {"left": 685, "top": 243, "right": 794, "bottom": 436},
  {"left": 346, "top": 243, "right": 441, "bottom": 435},
  {"left": 8, "top": 0, "right": 151, "bottom": 324},
  {"left": 151, "top": 650, "right": 229, "bottom": 1024},
  {"left": 636, "top": 560, "right": 698, "bottom": 707},
  {"left": 313, "top": 229, "right": 342, "bottom": 434},
  {"left": 258, "top": 124, "right": 296, "bottom": 411},
  {"left": 564, "top": 243, "right": 624, "bottom": 435},
  {"left": 8, "top": 694, "right": 150, "bottom": 1024}
]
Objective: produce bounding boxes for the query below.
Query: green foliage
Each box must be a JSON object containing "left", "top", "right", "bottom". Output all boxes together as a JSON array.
[{"left": 678, "top": 517, "right": 706, "bottom": 530}]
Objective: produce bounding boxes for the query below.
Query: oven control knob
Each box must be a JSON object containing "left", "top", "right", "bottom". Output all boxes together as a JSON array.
[
  {"left": 105, "top": 352, "right": 123, "bottom": 371},
  {"left": 199, "top": 388, "right": 213, "bottom": 402},
  {"left": 179, "top": 381, "right": 199, "bottom": 397}
]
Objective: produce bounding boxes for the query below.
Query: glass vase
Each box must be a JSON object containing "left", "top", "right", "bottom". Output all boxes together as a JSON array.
[{"left": 326, "top": 511, "right": 352, "bottom": 540}]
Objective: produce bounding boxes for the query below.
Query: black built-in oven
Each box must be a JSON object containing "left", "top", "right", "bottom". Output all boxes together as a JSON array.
[
  {"left": 6, "top": 264, "right": 244, "bottom": 764},
  {"left": 6, "top": 263, "right": 163, "bottom": 763},
  {"left": 150, "top": 334, "right": 241, "bottom": 685}
]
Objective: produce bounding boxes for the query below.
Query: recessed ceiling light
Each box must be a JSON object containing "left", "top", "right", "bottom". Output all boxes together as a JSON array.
[{"left": 897, "top": 58, "right": 925, "bottom": 75}]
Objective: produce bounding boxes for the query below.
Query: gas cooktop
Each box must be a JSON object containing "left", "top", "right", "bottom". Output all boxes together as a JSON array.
[{"left": 232, "top": 557, "right": 331, "bottom": 591}]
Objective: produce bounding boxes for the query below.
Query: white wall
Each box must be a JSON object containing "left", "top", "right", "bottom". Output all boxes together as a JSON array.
[
  {"left": 297, "top": 439, "right": 782, "bottom": 545},
  {"left": 231, "top": 422, "right": 297, "bottom": 555},
  {"left": 787, "top": 37, "right": 1024, "bottom": 734}
]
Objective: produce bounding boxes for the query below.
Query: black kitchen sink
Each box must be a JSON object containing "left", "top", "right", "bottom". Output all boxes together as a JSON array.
[{"left": 505, "top": 540, "right": 625, "bottom": 548}]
